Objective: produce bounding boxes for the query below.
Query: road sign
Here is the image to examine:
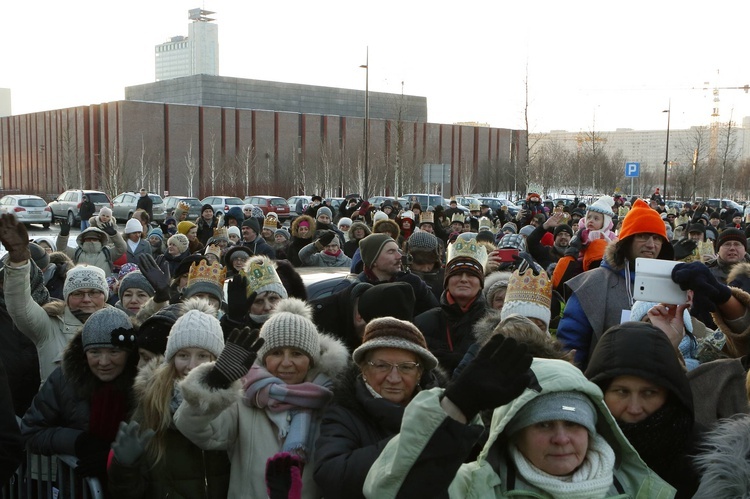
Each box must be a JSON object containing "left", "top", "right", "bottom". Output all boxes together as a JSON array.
[{"left": 625, "top": 162, "right": 640, "bottom": 178}]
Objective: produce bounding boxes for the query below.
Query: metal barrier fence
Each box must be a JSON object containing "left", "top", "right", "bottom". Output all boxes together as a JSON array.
[{"left": 2, "top": 451, "right": 103, "bottom": 499}]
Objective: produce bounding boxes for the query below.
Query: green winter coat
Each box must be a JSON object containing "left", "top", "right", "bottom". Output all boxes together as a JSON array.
[{"left": 363, "top": 358, "right": 676, "bottom": 499}]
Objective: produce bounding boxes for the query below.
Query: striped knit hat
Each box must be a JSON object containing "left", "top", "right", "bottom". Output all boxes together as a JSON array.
[{"left": 258, "top": 298, "right": 320, "bottom": 365}]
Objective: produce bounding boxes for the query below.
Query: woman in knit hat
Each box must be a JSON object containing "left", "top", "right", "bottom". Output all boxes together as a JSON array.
[
  {"left": 155, "top": 233, "right": 191, "bottom": 277},
  {"left": 116, "top": 270, "right": 155, "bottom": 316},
  {"left": 21, "top": 307, "right": 139, "bottom": 483},
  {"left": 484, "top": 271, "right": 512, "bottom": 311},
  {"left": 146, "top": 227, "right": 166, "bottom": 257},
  {"left": 272, "top": 228, "right": 290, "bottom": 260},
  {"left": 415, "top": 232, "right": 489, "bottom": 376},
  {"left": 363, "top": 349, "right": 674, "bottom": 498},
  {"left": 315, "top": 317, "right": 444, "bottom": 499},
  {"left": 175, "top": 298, "right": 349, "bottom": 499},
  {"left": 223, "top": 245, "right": 251, "bottom": 278},
  {"left": 109, "top": 304, "right": 230, "bottom": 498},
  {"left": 343, "top": 221, "right": 371, "bottom": 259},
  {"left": 227, "top": 225, "right": 242, "bottom": 246},
  {"left": 287, "top": 214, "right": 316, "bottom": 267}
]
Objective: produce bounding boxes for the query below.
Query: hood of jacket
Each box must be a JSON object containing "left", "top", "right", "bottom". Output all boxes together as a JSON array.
[
  {"left": 348, "top": 221, "right": 371, "bottom": 240},
  {"left": 477, "top": 358, "right": 644, "bottom": 468},
  {"left": 291, "top": 215, "right": 316, "bottom": 239},
  {"left": 76, "top": 227, "right": 109, "bottom": 246},
  {"left": 224, "top": 206, "right": 245, "bottom": 226},
  {"left": 372, "top": 218, "right": 400, "bottom": 239},
  {"left": 305, "top": 332, "right": 350, "bottom": 381},
  {"left": 584, "top": 321, "right": 693, "bottom": 413},
  {"left": 61, "top": 327, "right": 140, "bottom": 399},
  {"left": 726, "top": 261, "right": 750, "bottom": 292},
  {"left": 692, "top": 415, "right": 750, "bottom": 498}
]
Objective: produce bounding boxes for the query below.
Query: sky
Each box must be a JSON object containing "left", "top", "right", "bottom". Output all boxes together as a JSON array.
[{"left": 3, "top": 1, "right": 749, "bottom": 134}]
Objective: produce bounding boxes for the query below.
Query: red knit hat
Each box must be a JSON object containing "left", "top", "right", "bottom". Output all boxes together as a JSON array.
[{"left": 618, "top": 199, "right": 667, "bottom": 241}]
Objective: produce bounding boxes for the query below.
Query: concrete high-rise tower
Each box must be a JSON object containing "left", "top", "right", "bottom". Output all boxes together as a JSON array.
[{"left": 155, "top": 8, "right": 219, "bottom": 81}]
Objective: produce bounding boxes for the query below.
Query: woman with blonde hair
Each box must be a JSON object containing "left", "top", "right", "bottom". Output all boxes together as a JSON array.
[{"left": 108, "top": 301, "right": 231, "bottom": 498}]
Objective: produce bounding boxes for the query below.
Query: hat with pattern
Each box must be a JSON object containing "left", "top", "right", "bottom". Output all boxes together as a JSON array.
[
  {"left": 500, "top": 266, "right": 552, "bottom": 330},
  {"left": 242, "top": 256, "right": 288, "bottom": 299},
  {"left": 182, "top": 259, "right": 226, "bottom": 304},
  {"left": 168, "top": 234, "right": 189, "bottom": 254},
  {"left": 258, "top": 298, "right": 320, "bottom": 365},
  {"left": 408, "top": 231, "right": 439, "bottom": 252},
  {"left": 352, "top": 317, "right": 438, "bottom": 371},
  {"left": 64, "top": 265, "right": 109, "bottom": 301}
]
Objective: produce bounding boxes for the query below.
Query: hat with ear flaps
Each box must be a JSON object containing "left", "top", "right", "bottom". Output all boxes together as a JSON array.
[{"left": 586, "top": 195, "right": 616, "bottom": 231}]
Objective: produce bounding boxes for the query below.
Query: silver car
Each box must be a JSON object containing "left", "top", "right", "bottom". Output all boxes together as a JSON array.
[
  {"left": 0, "top": 194, "right": 52, "bottom": 228},
  {"left": 163, "top": 196, "right": 203, "bottom": 220},
  {"left": 111, "top": 192, "right": 166, "bottom": 223},
  {"left": 48, "top": 189, "right": 112, "bottom": 225},
  {"left": 200, "top": 196, "right": 244, "bottom": 217}
]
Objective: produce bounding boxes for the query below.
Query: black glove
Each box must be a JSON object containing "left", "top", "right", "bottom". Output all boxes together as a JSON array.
[
  {"left": 226, "top": 275, "right": 249, "bottom": 322},
  {"left": 59, "top": 219, "right": 71, "bottom": 237},
  {"left": 74, "top": 433, "right": 111, "bottom": 477},
  {"left": 204, "top": 327, "right": 264, "bottom": 389},
  {"left": 101, "top": 222, "right": 118, "bottom": 236},
  {"left": 112, "top": 421, "right": 155, "bottom": 467},
  {"left": 0, "top": 214, "right": 31, "bottom": 263},
  {"left": 138, "top": 254, "right": 171, "bottom": 302},
  {"left": 265, "top": 452, "right": 303, "bottom": 499},
  {"left": 564, "top": 236, "right": 582, "bottom": 258},
  {"left": 317, "top": 230, "right": 336, "bottom": 247},
  {"left": 444, "top": 334, "right": 533, "bottom": 420},
  {"left": 672, "top": 261, "right": 732, "bottom": 311}
]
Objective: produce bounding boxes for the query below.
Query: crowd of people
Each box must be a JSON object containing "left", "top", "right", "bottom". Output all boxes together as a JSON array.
[{"left": 1, "top": 189, "right": 750, "bottom": 498}]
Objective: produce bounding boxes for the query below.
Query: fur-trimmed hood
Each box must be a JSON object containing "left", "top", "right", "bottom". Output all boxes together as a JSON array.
[
  {"left": 49, "top": 250, "right": 74, "bottom": 268},
  {"left": 692, "top": 415, "right": 750, "bottom": 498},
  {"left": 132, "top": 355, "right": 166, "bottom": 402},
  {"left": 727, "top": 262, "right": 750, "bottom": 289},
  {"left": 291, "top": 215, "right": 316, "bottom": 239},
  {"left": 372, "top": 218, "right": 400, "bottom": 239},
  {"left": 42, "top": 299, "right": 67, "bottom": 318},
  {"left": 75, "top": 226, "right": 109, "bottom": 246},
  {"left": 61, "top": 327, "right": 139, "bottom": 399},
  {"left": 347, "top": 221, "right": 371, "bottom": 241},
  {"left": 472, "top": 309, "right": 504, "bottom": 346}
]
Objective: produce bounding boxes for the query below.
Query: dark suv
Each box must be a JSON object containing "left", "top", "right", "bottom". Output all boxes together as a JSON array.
[{"left": 48, "top": 190, "right": 112, "bottom": 225}]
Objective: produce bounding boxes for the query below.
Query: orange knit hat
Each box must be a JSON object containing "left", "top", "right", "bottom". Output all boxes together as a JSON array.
[{"left": 618, "top": 199, "right": 667, "bottom": 241}]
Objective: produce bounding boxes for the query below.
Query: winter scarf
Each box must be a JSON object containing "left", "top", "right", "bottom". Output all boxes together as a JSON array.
[
  {"left": 360, "top": 377, "right": 406, "bottom": 433},
  {"left": 509, "top": 433, "right": 615, "bottom": 499},
  {"left": 89, "top": 382, "right": 129, "bottom": 443},
  {"left": 242, "top": 365, "right": 333, "bottom": 462},
  {"left": 616, "top": 401, "right": 692, "bottom": 478}
]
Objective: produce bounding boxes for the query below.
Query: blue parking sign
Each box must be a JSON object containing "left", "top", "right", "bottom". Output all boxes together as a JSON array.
[{"left": 625, "top": 162, "right": 640, "bottom": 178}]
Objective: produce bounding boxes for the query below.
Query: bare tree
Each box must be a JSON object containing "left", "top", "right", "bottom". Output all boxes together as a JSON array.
[
  {"left": 207, "top": 131, "right": 219, "bottom": 195},
  {"left": 99, "top": 146, "right": 132, "bottom": 199},
  {"left": 60, "top": 122, "right": 85, "bottom": 189},
  {"left": 457, "top": 160, "right": 476, "bottom": 195},
  {"left": 238, "top": 145, "right": 256, "bottom": 195},
  {"left": 677, "top": 126, "right": 709, "bottom": 200},
  {"left": 717, "top": 116, "right": 739, "bottom": 200},
  {"left": 184, "top": 139, "right": 199, "bottom": 197}
]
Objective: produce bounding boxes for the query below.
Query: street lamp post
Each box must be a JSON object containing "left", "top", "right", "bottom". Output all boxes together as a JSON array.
[
  {"left": 662, "top": 102, "right": 671, "bottom": 199},
  {"left": 360, "top": 48, "right": 370, "bottom": 199}
]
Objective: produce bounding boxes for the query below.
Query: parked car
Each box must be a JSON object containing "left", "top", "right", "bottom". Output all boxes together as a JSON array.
[
  {"left": 244, "top": 196, "right": 291, "bottom": 220},
  {"left": 455, "top": 196, "right": 480, "bottom": 208},
  {"left": 706, "top": 198, "right": 743, "bottom": 213},
  {"left": 163, "top": 196, "right": 203, "bottom": 220},
  {"left": 403, "top": 194, "right": 447, "bottom": 210},
  {"left": 325, "top": 197, "right": 346, "bottom": 214},
  {"left": 475, "top": 197, "right": 520, "bottom": 216},
  {"left": 111, "top": 192, "right": 166, "bottom": 223},
  {"left": 200, "top": 196, "right": 244, "bottom": 217},
  {"left": 48, "top": 189, "right": 112, "bottom": 225},
  {"left": 287, "top": 195, "right": 313, "bottom": 218},
  {"left": 0, "top": 194, "right": 52, "bottom": 228}
]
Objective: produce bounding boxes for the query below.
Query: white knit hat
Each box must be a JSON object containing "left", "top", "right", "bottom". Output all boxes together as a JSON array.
[
  {"left": 338, "top": 217, "right": 353, "bottom": 229},
  {"left": 99, "top": 206, "right": 113, "bottom": 217},
  {"left": 227, "top": 226, "right": 241, "bottom": 239},
  {"left": 373, "top": 211, "right": 389, "bottom": 223},
  {"left": 125, "top": 218, "right": 143, "bottom": 234},
  {"left": 164, "top": 309, "right": 225, "bottom": 362},
  {"left": 168, "top": 234, "right": 189, "bottom": 254},
  {"left": 64, "top": 265, "right": 109, "bottom": 301},
  {"left": 258, "top": 298, "right": 320, "bottom": 365},
  {"left": 587, "top": 195, "right": 615, "bottom": 231}
]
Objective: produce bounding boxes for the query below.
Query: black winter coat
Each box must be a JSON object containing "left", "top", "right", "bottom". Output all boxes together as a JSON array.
[
  {"left": 310, "top": 282, "right": 369, "bottom": 353},
  {"left": 415, "top": 292, "right": 488, "bottom": 376},
  {"left": 0, "top": 358, "right": 23, "bottom": 484},
  {"left": 314, "top": 364, "right": 446, "bottom": 499}
]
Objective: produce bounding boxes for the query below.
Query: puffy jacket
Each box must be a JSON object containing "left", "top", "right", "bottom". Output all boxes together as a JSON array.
[
  {"left": 362, "top": 358, "right": 676, "bottom": 498},
  {"left": 174, "top": 334, "right": 349, "bottom": 499},
  {"left": 21, "top": 330, "right": 138, "bottom": 457},
  {"left": 57, "top": 227, "right": 127, "bottom": 276},
  {"left": 108, "top": 360, "right": 230, "bottom": 499},
  {"left": 314, "top": 364, "right": 447, "bottom": 499}
]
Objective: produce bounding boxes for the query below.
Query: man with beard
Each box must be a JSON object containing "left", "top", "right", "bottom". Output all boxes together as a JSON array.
[{"left": 525, "top": 212, "right": 573, "bottom": 270}]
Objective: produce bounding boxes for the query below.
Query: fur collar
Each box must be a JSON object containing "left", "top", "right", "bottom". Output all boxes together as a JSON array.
[
  {"left": 348, "top": 222, "right": 371, "bottom": 240},
  {"left": 308, "top": 333, "right": 350, "bottom": 381},
  {"left": 693, "top": 415, "right": 750, "bottom": 497},
  {"left": 726, "top": 262, "right": 750, "bottom": 285},
  {"left": 603, "top": 240, "right": 624, "bottom": 271},
  {"left": 132, "top": 356, "right": 166, "bottom": 402},
  {"left": 291, "top": 215, "right": 316, "bottom": 238},
  {"left": 42, "top": 299, "right": 66, "bottom": 318},
  {"left": 472, "top": 309, "right": 504, "bottom": 346}
]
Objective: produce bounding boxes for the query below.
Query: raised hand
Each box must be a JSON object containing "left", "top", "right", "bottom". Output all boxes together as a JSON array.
[
  {"left": 226, "top": 275, "right": 250, "bottom": 322},
  {"left": 204, "top": 327, "right": 265, "bottom": 389},
  {"left": 138, "top": 254, "right": 171, "bottom": 302},
  {"left": 444, "top": 334, "right": 533, "bottom": 420},
  {"left": 112, "top": 421, "right": 155, "bottom": 467},
  {"left": 0, "top": 214, "right": 30, "bottom": 263}
]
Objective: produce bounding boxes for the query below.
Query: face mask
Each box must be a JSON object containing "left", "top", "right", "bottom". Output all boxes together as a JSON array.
[{"left": 82, "top": 241, "right": 102, "bottom": 253}]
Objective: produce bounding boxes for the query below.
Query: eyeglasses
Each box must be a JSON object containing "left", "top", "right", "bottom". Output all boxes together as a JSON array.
[
  {"left": 367, "top": 361, "right": 420, "bottom": 375},
  {"left": 69, "top": 290, "right": 105, "bottom": 299},
  {"left": 633, "top": 233, "right": 663, "bottom": 243}
]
